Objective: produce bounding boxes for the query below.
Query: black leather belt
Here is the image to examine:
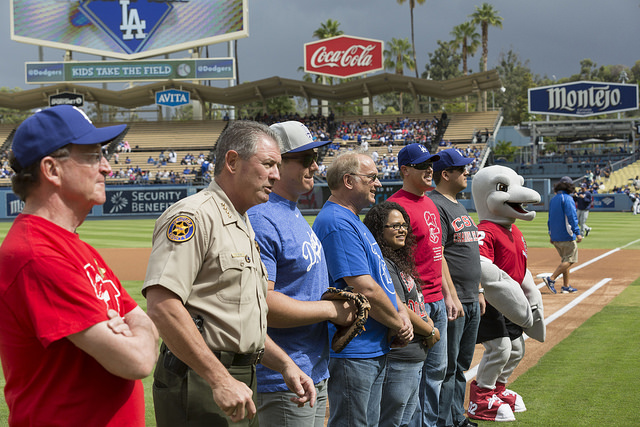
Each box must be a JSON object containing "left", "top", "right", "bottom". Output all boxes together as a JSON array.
[{"left": 213, "top": 349, "right": 264, "bottom": 367}]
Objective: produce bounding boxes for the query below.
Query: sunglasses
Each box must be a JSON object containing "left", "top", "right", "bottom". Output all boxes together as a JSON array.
[
  {"left": 349, "top": 173, "right": 380, "bottom": 184},
  {"left": 407, "top": 162, "right": 432, "bottom": 170},
  {"left": 282, "top": 152, "right": 318, "bottom": 168}
]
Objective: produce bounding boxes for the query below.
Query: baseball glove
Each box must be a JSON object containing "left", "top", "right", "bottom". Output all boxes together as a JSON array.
[{"left": 321, "top": 287, "right": 371, "bottom": 353}]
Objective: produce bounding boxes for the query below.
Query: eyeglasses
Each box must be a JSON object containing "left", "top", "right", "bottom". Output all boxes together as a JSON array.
[
  {"left": 349, "top": 173, "right": 380, "bottom": 184},
  {"left": 384, "top": 223, "right": 409, "bottom": 231},
  {"left": 407, "top": 162, "right": 432, "bottom": 170},
  {"left": 52, "top": 151, "right": 105, "bottom": 166},
  {"left": 282, "top": 152, "right": 318, "bottom": 168}
]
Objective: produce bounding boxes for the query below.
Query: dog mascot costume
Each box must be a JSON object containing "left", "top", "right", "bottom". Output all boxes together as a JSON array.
[{"left": 468, "top": 166, "right": 546, "bottom": 422}]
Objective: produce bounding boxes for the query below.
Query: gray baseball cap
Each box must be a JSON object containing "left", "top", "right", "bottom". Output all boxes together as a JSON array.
[{"left": 270, "top": 121, "right": 330, "bottom": 154}]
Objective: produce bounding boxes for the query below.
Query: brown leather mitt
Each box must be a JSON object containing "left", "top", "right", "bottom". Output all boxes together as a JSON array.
[{"left": 321, "top": 287, "right": 371, "bottom": 353}]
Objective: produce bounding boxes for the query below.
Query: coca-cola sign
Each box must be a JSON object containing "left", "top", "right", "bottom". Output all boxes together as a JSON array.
[{"left": 304, "top": 35, "right": 384, "bottom": 78}]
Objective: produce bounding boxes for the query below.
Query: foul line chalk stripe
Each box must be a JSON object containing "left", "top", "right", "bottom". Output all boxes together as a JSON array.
[
  {"left": 535, "top": 239, "right": 640, "bottom": 289},
  {"left": 465, "top": 278, "right": 611, "bottom": 381},
  {"left": 542, "top": 278, "right": 611, "bottom": 325},
  {"left": 465, "top": 238, "right": 637, "bottom": 381}
]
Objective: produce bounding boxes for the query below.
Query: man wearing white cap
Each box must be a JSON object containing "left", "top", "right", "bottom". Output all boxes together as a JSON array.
[
  {"left": 248, "top": 121, "right": 355, "bottom": 426},
  {"left": 0, "top": 105, "right": 159, "bottom": 426}
]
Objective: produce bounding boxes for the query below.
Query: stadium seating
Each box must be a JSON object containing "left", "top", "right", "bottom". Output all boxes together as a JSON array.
[
  {"left": 601, "top": 160, "right": 640, "bottom": 193},
  {"left": 442, "top": 111, "right": 501, "bottom": 145}
]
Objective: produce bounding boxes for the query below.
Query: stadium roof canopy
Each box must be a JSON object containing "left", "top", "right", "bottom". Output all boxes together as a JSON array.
[
  {"left": 518, "top": 118, "right": 637, "bottom": 139},
  {"left": 0, "top": 70, "right": 502, "bottom": 111}
]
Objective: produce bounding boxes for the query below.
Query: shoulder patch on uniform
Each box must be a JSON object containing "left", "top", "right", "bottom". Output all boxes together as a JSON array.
[{"left": 167, "top": 215, "right": 195, "bottom": 243}]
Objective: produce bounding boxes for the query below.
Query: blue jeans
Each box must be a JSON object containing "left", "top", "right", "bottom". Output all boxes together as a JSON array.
[
  {"left": 437, "top": 301, "right": 481, "bottom": 426},
  {"left": 327, "top": 354, "right": 387, "bottom": 427},
  {"left": 380, "top": 358, "right": 424, "bottom": 427},
  {"left": 257, "top": 378, "right": 328, "bottom": 427},
  {"left": 408, "top": 298, "right": 448, "bottom": 427},
  {"left": 327, "top": 355, "right": 387, "bottom": 427}
]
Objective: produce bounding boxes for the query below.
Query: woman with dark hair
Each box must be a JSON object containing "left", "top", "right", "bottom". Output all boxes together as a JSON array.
[{"left": 364, "top": 201, "right": 440, "bottom": 427}]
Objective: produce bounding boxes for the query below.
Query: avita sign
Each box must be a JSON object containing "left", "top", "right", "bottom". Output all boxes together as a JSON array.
[
  {"left": 528, "top": 81, "right": 638, "bottom": 117},
  {"left": 304, "top": 35, "right": 384, "bottom": 78}
]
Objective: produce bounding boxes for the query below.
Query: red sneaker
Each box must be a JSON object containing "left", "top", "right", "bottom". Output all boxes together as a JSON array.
[
  {"left": 495, "top": 382, "right": 527, "bottom": 413},
  {"left": 467, "top": 380, "right": 516, "bottom": 422}
]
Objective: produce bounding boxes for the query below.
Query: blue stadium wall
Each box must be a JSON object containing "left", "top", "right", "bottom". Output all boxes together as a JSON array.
[{"left": 0, "top": 181, "right": 633, "bottom": 220}]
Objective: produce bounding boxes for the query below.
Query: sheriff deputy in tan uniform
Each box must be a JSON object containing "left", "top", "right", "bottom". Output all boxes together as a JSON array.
[{"left": 143, "top": 121, "right": 317, "bottom": 427}]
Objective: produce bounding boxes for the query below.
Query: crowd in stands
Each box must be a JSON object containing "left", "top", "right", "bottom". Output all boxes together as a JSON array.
[
  {"left": 2, "top": 115, "right": 637, "bottom": 191},
  {"left": 241, "top": 112, "right": 333, "bottom": 142},
  {"left": 0, "top": 150, "right": 12, "bottom": 178},
  {"left": 332, "top": 116, "right": 442, "bottom": 148},
  {"left": 609, "top": 173, "right": 640, "bottom": 196},
  {"left": 579, "top": 169, "right": 607, "bottom": 194},
  {"left": 109, "top": 150, "right": 214, "bottom": 185},
  {"left": 241, "top": 112, "right": 446, "bottom": 152}
]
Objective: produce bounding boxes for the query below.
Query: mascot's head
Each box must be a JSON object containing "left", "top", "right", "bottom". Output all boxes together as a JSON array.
[{"left": 472, "top": 165, "right": 541, "bottom": 227}]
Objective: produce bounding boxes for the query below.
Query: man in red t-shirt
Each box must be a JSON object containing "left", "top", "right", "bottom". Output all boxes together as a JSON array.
[
  {"left": 0, "top": 106, "right": 159, "bottom": 426},
  {"left": 388, "top": 143, "right": 460, "bottom": 427}
]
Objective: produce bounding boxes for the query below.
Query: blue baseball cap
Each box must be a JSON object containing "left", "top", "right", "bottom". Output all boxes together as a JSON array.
[
  {"left": 431, "top": 148, "right": 474, "bottom": 172},
  {"left": 398, "top": 143, "right": 440, "bottom": 167},
  {"left": 12, "top": 105, "right": 127, "bottom": 169}
]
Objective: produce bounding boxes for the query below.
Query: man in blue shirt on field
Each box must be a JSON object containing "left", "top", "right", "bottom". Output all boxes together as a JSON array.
[
  {"left": 313, "top": 151, "right": 413, "bottom": 427},
  {"left": 544, "top": 176, "right": 582, "bottom": 294},
  {"left": 248, "top": 121, "right": 355, "bottom": 427}
]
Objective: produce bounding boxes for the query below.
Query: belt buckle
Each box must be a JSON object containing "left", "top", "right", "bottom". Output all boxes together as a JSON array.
[{"left": 254, "top": 349, "right": 265, "bottom": 365}]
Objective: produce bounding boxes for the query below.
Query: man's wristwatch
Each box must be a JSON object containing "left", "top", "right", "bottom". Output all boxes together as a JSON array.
[{"left": 478, "top": 287, "right": 485, "bottom": 295}]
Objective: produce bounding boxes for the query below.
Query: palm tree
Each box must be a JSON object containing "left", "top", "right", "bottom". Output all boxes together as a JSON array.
[
  {"left": 384, "top": 37, "right": 415, "bottom": 113},
  {"left": 396, "top": 0, "right": 426, "bottom": 78},
  {"left": 451, "top": 21, "right": 480, "bottom": 111},
  {"left": 313, "top": 19, "right": 344, "bottom": 40},
  {"left": 451, "top": 22, "right": 480, "bottom": 77},
  {"left": 311, "top": 20, "right": 344, "bottom": 114},
  {"left": 470, "top": 3, "right": 503, "bottom": 110}
]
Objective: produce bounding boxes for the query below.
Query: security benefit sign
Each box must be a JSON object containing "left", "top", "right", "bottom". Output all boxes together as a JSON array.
[
  {"left": 156, "top": 89, "right": 190, "bottom": 107},
  {"left": 529, "top": 81, "right": 639, "bottom": 117},
  {"left": 104, "top": 188, "right": 187, "bottom": 216}
]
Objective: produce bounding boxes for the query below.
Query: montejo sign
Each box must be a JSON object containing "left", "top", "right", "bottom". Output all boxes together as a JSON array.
[{"left": 528, "top": 81, "right": 639, "bottom": 117}]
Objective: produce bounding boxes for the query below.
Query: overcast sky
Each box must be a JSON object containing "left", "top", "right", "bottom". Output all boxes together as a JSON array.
[{"left": 1, "top": 0, "right": 638, "bottom": 91}]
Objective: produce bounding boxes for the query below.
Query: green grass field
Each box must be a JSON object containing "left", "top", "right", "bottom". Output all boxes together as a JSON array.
[
  {"left": 0, "top": 211, "right": 637, "bottom": 250},
  {"left": 474, "top": 279, "right": 640, "bottom": 426},
  {"left": 0, "top": 211, "right": 639, "bottom": 425}
]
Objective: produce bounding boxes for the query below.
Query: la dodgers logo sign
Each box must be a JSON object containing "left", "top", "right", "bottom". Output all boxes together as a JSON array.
[{"left": 79, "top": 0, "right": 172, "bottom": 54}]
